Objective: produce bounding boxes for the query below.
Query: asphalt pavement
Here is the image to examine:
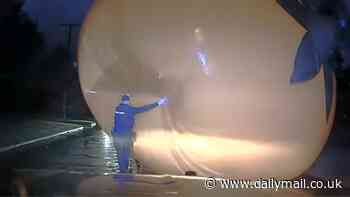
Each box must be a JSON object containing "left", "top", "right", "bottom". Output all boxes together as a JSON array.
[{"left": 0, "top": 120, "right": 349, "bottom": 196}]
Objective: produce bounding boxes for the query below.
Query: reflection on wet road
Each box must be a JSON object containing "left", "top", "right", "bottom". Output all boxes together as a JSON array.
[
  {"left": 13, "top": 129, "right": 119, "bottom": 175},
  {"left": 2, "top": 128, "right": 349, "bottom": 196}
]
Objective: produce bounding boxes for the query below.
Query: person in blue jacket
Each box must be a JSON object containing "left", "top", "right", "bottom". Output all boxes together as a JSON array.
[{"left": 113, "top": 94, "right": 168, "bottom": 174}]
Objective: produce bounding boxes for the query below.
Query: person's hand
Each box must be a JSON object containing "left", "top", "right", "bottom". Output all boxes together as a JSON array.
[{"left": 157, "top": 97, "right": 168, "bottom": 107}]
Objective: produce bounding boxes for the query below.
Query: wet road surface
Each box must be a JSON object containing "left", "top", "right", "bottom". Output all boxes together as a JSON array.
[
  {"left": 0, "top": 126, "right": 349, "bottom": 196},
  {"left": 12, "top": 129, "right": 119, "bottom": 175},
  {"left": 0, "top": 129, "right": 120, "bottom": 196}
]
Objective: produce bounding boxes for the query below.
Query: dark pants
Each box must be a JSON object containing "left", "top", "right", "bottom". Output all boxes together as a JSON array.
[{"left": 112, "top": 132, "right": 134, "bottom": 173}]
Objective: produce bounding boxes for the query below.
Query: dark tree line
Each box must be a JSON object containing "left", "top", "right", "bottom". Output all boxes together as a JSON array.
[
  {"left": 0, "top": 0, "right": 92, "bottom": 119},
  {"left": 0, "top": 0, "right": 44, "bottom": 113}
]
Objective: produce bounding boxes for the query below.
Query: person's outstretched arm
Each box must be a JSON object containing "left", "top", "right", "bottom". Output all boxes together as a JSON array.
[
  {"left": 132, "top": 97, "right": 168, "bottom": 114},
  {"left": 132, "top": 102, "right": 159, "bottom": 114}
]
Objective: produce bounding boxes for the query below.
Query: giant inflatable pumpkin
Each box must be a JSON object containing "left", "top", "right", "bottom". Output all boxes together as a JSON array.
[{"left": 78, "top": 0, "right": 336, "bottom": 179}]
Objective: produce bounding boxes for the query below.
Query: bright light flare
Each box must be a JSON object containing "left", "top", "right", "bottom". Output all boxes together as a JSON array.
[{"left": 134, "top": 130, "right": 297, "bottom": 177}]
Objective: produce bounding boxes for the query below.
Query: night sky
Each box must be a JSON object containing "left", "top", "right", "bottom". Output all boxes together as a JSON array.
[
  {"left": 19, "top": 0, "right": 350, "bottom": 54},
  {"left": 23, "top": 0, "right": 94, "bottom": 48}
]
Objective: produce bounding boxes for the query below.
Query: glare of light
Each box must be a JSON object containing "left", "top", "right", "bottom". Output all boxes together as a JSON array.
[
  {"left": 177, "top": 133, "right": 265, "bottom": 157},
  {"left": 196, "top": 49, "right": 210, "bottom": 76},
  {"left": 86, "top": 90, "right": 97, "bottom": 95},
  {"left": 196, "top": 50, "right": 207, "bottom": 65},
  {"left": 139, "top": 132, "right": 288, "bottom": 158},
  {"left": 102, "top": 131, "right": 112, "bottom": 148},
  {"left": 135, "top": 131, "right": 298, "bottom": 176},
  {"left": 194, "top": 27, "right": 210, "bottom": 76},
  {"left": 194, "top": 27, "right": 204, "bottom": 42}
]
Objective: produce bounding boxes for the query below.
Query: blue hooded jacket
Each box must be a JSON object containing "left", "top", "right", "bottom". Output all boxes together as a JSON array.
[{"left": 113, "top": 102, "right": 159, "bottom": 135}]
